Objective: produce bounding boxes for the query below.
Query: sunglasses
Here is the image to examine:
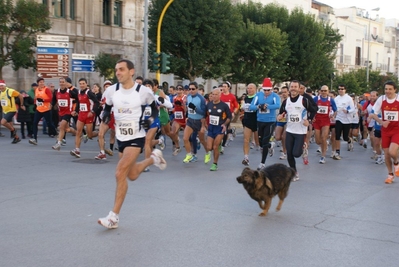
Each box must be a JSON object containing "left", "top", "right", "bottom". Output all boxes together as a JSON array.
[
  {"left": 320, "top": 90, "right": 327, "bottom": 92},
  {"left": 338, "top": 88, "right": 345, "bottom": 90},
  {"left": 189, "top": 88, "right": 197, "bottom": 90},
  {"left": 263, "top": 89, "right": 271, "bottom": 91}
]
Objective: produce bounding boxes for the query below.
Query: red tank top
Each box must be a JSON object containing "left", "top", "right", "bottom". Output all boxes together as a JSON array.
[
  {"left": 56, "top": 89, "right": 73, "bottom": 116},
  {"left": 381, "top": 95, "right": 399, "bottom": 132},
  {"left": 78, "top": 89, "right": 93, "bottom": 113},
  {"left": 315, "top": 96, "right": 331, "bottom": 119}
]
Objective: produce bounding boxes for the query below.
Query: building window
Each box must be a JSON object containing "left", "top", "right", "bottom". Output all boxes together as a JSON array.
[
  {"left": 42, "top": 0, "right": 48, "bottom": 6},
  {"left": 52, "top": 0, "right": 65, "bottom": 18},
  {"left": 70, "top": 0, "right": 75, "bottom": 20},
  {"left": 103, "top": 0, "right": 111, "bottom": 25},
  {"left": 114, "top": 1, "right": 122, "bottom": 27},
  {"left": 355, "top": 47, "right": 361, "bottom": 65}
]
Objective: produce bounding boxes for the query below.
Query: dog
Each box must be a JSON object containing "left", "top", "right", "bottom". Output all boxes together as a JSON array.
[{"left": 237, "top": 164, "right": 295, "bottom": 216}]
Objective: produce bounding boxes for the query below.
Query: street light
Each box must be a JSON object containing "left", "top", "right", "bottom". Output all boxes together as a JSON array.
[{"left": 366, "top": 7, "right": 380, "bottom": 89}]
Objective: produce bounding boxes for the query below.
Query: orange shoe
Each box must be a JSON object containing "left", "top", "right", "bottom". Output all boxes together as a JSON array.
[
  {"left": 394, "top": 164, "right": 399, "bottom": 177},
  {"left": 385, "top": 175, "right": 395, "bottom": 184}
]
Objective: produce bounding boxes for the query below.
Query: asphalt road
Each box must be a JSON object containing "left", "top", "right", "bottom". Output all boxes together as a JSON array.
[{"left": 0, "top": 128, "right": 397, "bottom": 267}]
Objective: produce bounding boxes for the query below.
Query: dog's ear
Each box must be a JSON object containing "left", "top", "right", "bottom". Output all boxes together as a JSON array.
[
  {"left": 254, "top": 171, "right": 264, "bottom": 190},
  {"left": 265, "top": 178, "right": 273, "bottom": 190}
]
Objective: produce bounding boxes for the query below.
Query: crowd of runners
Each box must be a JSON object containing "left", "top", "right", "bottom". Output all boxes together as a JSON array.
[{"left": 1, "top": 59, "right": 398, "bottom": 228}]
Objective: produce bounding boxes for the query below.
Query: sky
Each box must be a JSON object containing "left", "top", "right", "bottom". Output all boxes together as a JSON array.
[{"left": 321, "top": 0, "right": 399, "bottom": 20}]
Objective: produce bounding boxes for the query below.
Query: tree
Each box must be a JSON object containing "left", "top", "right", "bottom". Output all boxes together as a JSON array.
[
  {"left": 230, "top": 21, "right": 289, "bottom": 84},
  {"left": 0, "top": 0, "right": 51, "bottom": 79},
  {"left": 148, "top": 0, "right": 242, "bottom": 81},
  {"left": 94, "top": 52, "right": 120, "bottom": 82}
]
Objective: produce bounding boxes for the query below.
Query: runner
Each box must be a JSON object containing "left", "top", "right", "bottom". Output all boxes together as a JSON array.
[
  {"left": 204, "top": 88, "right": 232, "bottom": 171},
  {"left": 369, "top": 81, "right": 399, "bottom": 184},
  {"left": 313, "top": 85, "right": 337, "bottom": 164},
  {"left": 249, "top": 78, "right": 280, "bottom": 170},
  {"left": 98, "top": 59, "right": 166, "bottom": 229},
  {"left": 70, "top": 78, "right": 100, "bottom": 158},
  {"left": 51, "top": 77, "right": 78, "bottom": 150},
  {"left": 277, "top": 80, "right": 317, "bottom": 181},
  {"left": 0, "top": 79, "right": 24, "bottom": 143},
  {"left": 240, "top": 83, "right": 258, "bottom": 166}
]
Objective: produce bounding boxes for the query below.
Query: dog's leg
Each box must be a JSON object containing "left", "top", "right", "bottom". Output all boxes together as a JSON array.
[
  {"left": 257, "top": 201, "right": 265, "bottom": 210},
  {"left": 276, "top": 199, "right": 284, "bottom": 211},
  {"left": 259, "top": 199, "right": 272, "bottom": 217}
]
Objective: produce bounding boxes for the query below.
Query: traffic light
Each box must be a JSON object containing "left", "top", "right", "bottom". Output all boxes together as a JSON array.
[
  {"left": 152, "top": 52, "right": 160, "bottom": 71},
  {"left": 161, "top": 52, "right": 171, "bottom": 73}
]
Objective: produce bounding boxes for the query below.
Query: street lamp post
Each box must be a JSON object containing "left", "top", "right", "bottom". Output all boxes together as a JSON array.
[{"left": 366, "top": 7, "right": 380, "bottom": 89}]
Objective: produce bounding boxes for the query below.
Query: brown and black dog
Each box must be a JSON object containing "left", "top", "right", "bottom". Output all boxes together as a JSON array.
[{"left": 237, "top": 164, "right": 295, "bottom": 216}]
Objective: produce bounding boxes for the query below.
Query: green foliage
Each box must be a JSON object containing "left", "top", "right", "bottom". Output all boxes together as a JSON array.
[
  {"left": 149, "top": 0, "right": 243, "bottom": 81},
  {"left": 334, "top": 68, "right": 399, "bottom": 96},
  {"left": 230, "top": 21, "right": 289, "bottom": 84},
  {"left": 94, "top": 52, "right": 120, "bottom": 82},
  {"left": 0, "top": 0, "right": 51, "bottom": 79}
]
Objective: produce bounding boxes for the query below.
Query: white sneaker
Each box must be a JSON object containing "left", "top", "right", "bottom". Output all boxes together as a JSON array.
[
  {"left": 268, "top": 142, "right": 275, "bottom": 157},
  {"left": 172, "top": 147, "right": 181, "bottom": 156},
  {"left": 257, "top": 163, "right": 265, "bottom": 170},
  {"left": 98, "top": 211, "right": 119, "bottom": 229},
  {"left": 250, "top": 142, "right": 255, "bottom": 149},
  {"left": 279, "top": 152, "right": 286, "bottom": 160},
  {"left": 52, "top": 142, "right": 61, "bottom": 151},
  {"left": 292, "top": 173, "right": 299, "bottom": 182},
  {"left": 151, "top": 149, "right": 167, "bottom": 170},
  {"left": 316, "top": 146, "right": 321, "bottom": 153},
  {"left": 375, "top": 156, "right": 385, "bottom": 165},
  {"left": 319, "top": 156, "right": 326, "bottom": 164},
  {"left": 158, "top": 135, "right": 165, "bottom": 150}
]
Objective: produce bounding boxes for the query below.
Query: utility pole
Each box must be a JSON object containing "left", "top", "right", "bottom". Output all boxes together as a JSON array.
[{"left": 143, "top": 0, "right": 149, "bottom": 78}]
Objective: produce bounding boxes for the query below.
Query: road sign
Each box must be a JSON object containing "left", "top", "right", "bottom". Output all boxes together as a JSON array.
[
  {"left": 37, "top": 35, "right": 69, "bottom": 42},
  {"left": 72, "top": 66, "right": 95, "bottom": 72},
  {"left": 37, "top": 41, "right": 69, "bottom": 48},
  {"left": 72, "top": 54, "right": 96, "bottom": 73},
  {"left": 36, "top": 34, "right": 70, "bottom": 79},
  {"left": 37, "top": 47, "right": 69, "bottom": 54}
]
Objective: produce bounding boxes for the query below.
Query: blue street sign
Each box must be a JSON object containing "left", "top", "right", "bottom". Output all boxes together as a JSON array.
[
  {"left": 72, "top": 60, "right": 95, "bottom": 66},
  {"left": 72, "top": 66, "right": 96, "bottom": 72},
  {"left": 37, "top": 47, "right": 69, "bottom": 54}
]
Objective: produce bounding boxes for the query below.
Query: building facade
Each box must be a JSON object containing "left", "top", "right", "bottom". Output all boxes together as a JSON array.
[{"left": 5, "top": 0, "right": 145, "bottom": 90}]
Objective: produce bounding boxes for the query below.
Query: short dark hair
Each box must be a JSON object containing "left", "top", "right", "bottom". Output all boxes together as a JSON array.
[
  {"left": 143, "top": 79, "right": 154, "bottom": 87},
  {"left": 338, "top": 84, "right": 346, "bottom": 89},
  {"left": 289, "top": 80, "right": 300, "bottom": 87},
  {"left": 117, "top": 59, "right": 135, "bottom": 70},
  {"left": 136, "top": 76, "right": 143, "bottom": 81},
  {"left": 152, "top": 79, "right": 159, "bottom": 87},
  {"left": 79, "top": 78, "right": 87, "bottom": 83},
  {"left": 37, "top": 77, "right": 44, "bottom": 83},
  {"left": 169, "top": 85, "right": 176, "bottom": 90},
  {"left": 384, "top": 80, "right": 397, "bottom": 89},
  {"left": 189, "top": 81, "right": 198, "bottom": 89}
]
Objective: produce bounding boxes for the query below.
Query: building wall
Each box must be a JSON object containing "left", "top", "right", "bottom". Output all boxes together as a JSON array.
[{"left": 3, "top": 0, "right": 145, "bottom": 91}]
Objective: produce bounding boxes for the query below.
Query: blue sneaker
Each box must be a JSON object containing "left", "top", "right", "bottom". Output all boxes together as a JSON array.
[
  {"left": 189, "top": 155, "right": 198, "bottom": 162},
  {"left": 196, "top": 137, "right": 201, "bottom": 151}
]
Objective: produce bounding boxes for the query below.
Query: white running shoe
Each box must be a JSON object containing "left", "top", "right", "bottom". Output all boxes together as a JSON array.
[
  {"left": 158, "top": 135, "right": 165, "bottom": 150},
  {"left": 257, "top": 163, "right": 265, "bottom": 170},
  {"left": 292, "top": 173, "right": 299, "bottom": 182},
  {"left": 316, "top": 146, "right": 321, "bottom": 153},
  {"left": 98, "top": 211, "right": 119, "bottom": 229},
  {"left": 268, "top": 142, "right": 275, "bottom": 157},
  {"left": 151, "top": 149, "right": 167, "bottom": 170},
  {"left": 173, "top": 147, "right": 181, "bottom": 156},
  {"left": 319, "top": 157, "right": 326, "bottom": 164},
  {"left": 52, "top": 142, "right": 61, "bottom": 151},
  {"left": 375, "top": 156, "right": 385, "bottom": 165},
  {"left": 279, "top": 152, "right": 287, "bottom": 160}
]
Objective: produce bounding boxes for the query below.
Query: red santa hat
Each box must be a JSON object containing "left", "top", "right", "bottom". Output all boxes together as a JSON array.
[
  {"left": 262, "top": 78, "right": 272, "bottom": 90},
  {"left": 0, "top": 80, "right": 5, "bottom": 86}
]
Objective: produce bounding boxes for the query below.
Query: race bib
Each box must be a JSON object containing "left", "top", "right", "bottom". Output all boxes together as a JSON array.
[
  {"left": 384, "top": 110, "right": 399, "bottom": 121},
  {"left": 58, "top": 99, "right": 68, "bottom": 107},
  {"left": 243, "top": 103, "right": 250, "bottom": 112},
  {"left": 79, "top": 103, "right": 88, "bottom": 112},
  {"left": 289, "top": 114, "right": 300, "bottom": 123},
  {"left": 317, "top": 106, "right": 328, "bottom": 114},
  {"left": 1, "top": 99, "right": 7, "bottom": 106},
  {"left": 116, "top": 121, "right": 136, "bottom": 137},
  {"left": 36, "top": 101, "right": 44, "bottom": 106},
  {"left": 209, "top": 115, "right": 220, "bottom": 126},
  {"left": 175, "top": 111, "right": 183, "bottom": 119},
  {"left": 144, "top": 106, "right": 152, "bottom": 117},
  {"left": 188, "top": 108, "right": 196, "bottom": 115}
]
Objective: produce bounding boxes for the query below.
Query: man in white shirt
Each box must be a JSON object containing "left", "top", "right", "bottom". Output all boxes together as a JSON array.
[
  {"left": 332, "top": 85, "right": 355, "bottom": 160},
  {"left": 98, "top": 59, "right": 167, "bottom": 229}
]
